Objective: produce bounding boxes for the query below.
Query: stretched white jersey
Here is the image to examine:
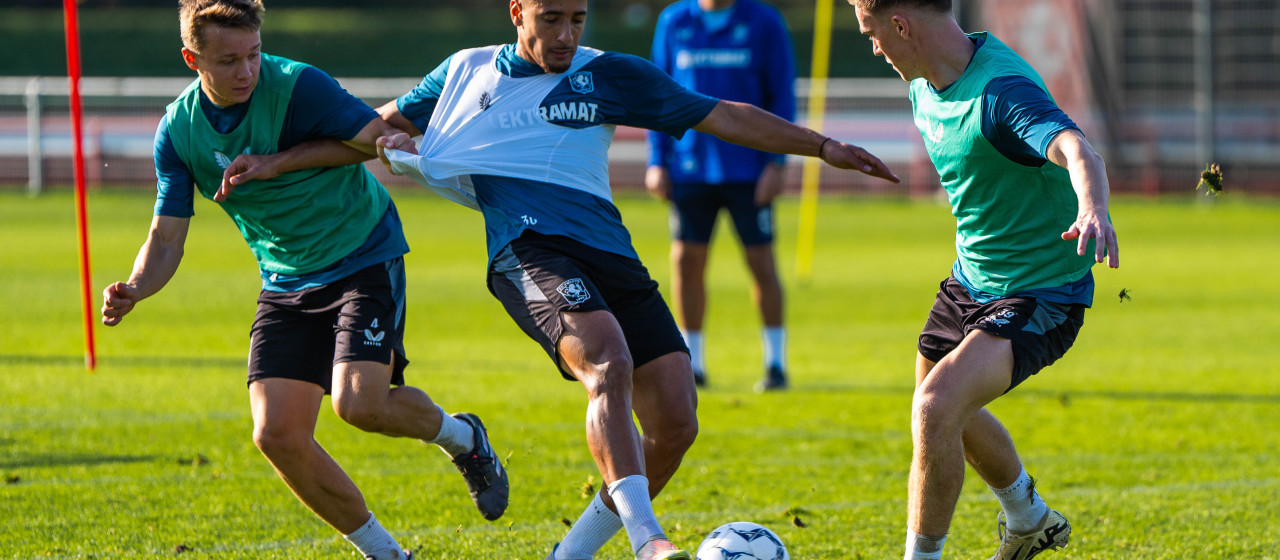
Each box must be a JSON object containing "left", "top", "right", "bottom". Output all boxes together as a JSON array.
[{"left": 386, "top": 46, "right": 614, "bottom": 210}]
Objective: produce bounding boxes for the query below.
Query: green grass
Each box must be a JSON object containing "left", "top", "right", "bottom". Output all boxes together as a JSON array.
[{"left": 1, "top": 189, "right": 1277, "bottom": 559}]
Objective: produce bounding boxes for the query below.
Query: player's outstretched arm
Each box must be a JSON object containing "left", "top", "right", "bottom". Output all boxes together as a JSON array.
[
  {"left": 1047, "top": 129, "right": 1119, "bottom": 268},
  {"left": 692, "top": 100, "right": 900, "bottom": 183},
  {"left": 215, "top": 139, "right": 370, "bottom": 202},
  {"left": 215, "top": 114, "right": 411, "bottom": 202},
  {"left": 101, "top": 215, "right": 190, "bottom": 326}
]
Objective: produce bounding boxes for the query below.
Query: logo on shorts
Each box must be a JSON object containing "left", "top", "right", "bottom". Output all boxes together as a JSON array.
[
  {"left": 557, "top": 278, "right": 591, "bottom": 305},
  {"left": 363, "top": 318, "right": 385, "bottom": 347},
  {"left": 982, "top": 309, "right": 1017, "bottom": 327},
  {"left": 568, "top": 71, "right": 594, "bottom": 94}
]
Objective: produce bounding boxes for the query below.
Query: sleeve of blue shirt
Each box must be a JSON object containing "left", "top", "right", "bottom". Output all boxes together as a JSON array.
[
  {"left": 982, "top": 75, "right": 1079, "bottom": 167},
  {"left": 277, "top": 66, "right": 379, "bottom": 150},
  {"left": 395, "top": 55, "right": 453, "bottom": 134},
  {"left": 759, "top": 7, "right": 796, "bottom": 165},
  {"left": 599, "top": 53, "right": 719, "bottom": 141},
  {"left": 153, "top": 118, "right": 196, "bottom": 218},
  {"left": 646, "top": 9, "right": 677, "bottom": 168}
]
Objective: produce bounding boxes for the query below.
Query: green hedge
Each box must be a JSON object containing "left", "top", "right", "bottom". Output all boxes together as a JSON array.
[{"left": 3, "top": 6, "right": 895, "bottom": 78}]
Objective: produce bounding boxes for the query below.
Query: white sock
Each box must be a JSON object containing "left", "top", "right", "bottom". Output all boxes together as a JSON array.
[
  {"left": 682, "top": 330, "right": 705, "bottom": 373},
  {"left": 556, "top": 491, "right": 624, "bottom": 559},
  {"left": 990, "top": 467, "right": 1049, "bottom": 533},
  {"left": 344, "top": 513, "right": 405, "bottom": 560},
  {"left": 904, "top": 529, "right": 946, "bottom": 560},
  {"left": 607, "top": 475, "right": 664, "bottom": 554},
  {"left": 762, "top": 326, "right": 786, "bottom": 370},
  {"left": 427, "top": 405, "right": 475, "bottom": 458}
]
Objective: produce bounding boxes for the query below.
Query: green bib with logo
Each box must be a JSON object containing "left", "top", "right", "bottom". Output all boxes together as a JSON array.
[
  {"left": 909, "top": 33, "right": 1094, "bottom": 296},
  {"left": 164, "top": 53, "right": 387, "bottom": 275}
]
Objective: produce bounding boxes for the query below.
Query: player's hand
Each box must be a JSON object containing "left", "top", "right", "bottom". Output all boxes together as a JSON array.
[
  {"left": 101, "top": 281, "right": 141, "bottom": 326},
  {"left": 821, "top": 140, "right": 901, "bottom": 183},
  {"left": 376, "top": 133, "right": 417, "bottom": 175},
  {"left": 644, "top": 166, "right": 672, "bottom": 201},
  {"left": 1062, "top": 211, "right": 1119, "bottom": 268},
  {"left": 754, "top": 162, "right": 785, "bottom": 205},
  {"left": 215, "top": 154, "right": 281, "bottom": 202}
]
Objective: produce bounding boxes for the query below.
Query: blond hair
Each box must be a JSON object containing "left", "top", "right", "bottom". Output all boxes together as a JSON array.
[{"left": 179, "top": 0, "right": 265, "bottom": 54}]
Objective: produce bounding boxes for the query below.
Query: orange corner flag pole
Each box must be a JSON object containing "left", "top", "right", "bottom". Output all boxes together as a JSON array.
[{"left": 64, "top": 0, "right": 97, "bottom": 371}]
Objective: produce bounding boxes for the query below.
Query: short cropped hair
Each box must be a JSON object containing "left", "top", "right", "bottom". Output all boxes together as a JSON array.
[
  {"left": 179, "top": 0, "right": 265, "bottom": 54},
  {"left": 850, "top": 0, "right": 951, "bottom": 14}
]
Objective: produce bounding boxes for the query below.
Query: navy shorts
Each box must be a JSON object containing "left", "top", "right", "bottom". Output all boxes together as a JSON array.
[
  {"left": 487, "top": 231, "right": 688, "bottom": 381},
  {"left": 670, "top": 181, "right": 774, "bottom": 246},
  {"left": 918, "top": 276, "right": 1086, "bottom": 392},
  {"left": 247, "top": 258, "right": 408, "bottom": 394}
]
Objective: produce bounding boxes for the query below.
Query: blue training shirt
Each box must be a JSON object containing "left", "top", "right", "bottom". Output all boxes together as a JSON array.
[
  {"left": 646, "top": 0, "right": 796, "bottom": 184},
  {"left": 152, "top": 64, "right": 409, "bottom": 291},
  {"left": 397, "top": 44, "right": 719, "bottom": 262},
  {"left": 944, "top": 35, "right": 1091, "bottom": 305}
]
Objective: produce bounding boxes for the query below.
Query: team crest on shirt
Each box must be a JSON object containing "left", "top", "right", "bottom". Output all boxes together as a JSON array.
[
  {"left": 557, "top": 278, "right": 591, "bottom": 305},
  {"left": 478, "top": 90, "right": 494, "bottom": 111},
  {"left": 568, "top": 71, "right": 594, "bottom": 94}
]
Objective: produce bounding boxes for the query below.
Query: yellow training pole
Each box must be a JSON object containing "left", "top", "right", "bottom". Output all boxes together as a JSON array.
[{"left": 796, "top": 0, "right": 834, "bottom": 284}]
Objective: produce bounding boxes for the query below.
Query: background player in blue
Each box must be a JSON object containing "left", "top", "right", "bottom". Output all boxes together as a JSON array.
[
  {"left": 646, "top": 0, "right": 796, "bottom": 391},
  {"left": 98, "top": 1, "right": 508, "bottom": 559},
  {"left": 851, "top": 1, "right": 1120, "bottom": 559},
  {"left": 369, "top": 1, "right": 896, "bottom": 559}
]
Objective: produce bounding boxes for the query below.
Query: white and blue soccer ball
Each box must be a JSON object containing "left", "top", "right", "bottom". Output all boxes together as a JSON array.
[{"left": 695, "top": 521, "right": 789, "bottom": 560}]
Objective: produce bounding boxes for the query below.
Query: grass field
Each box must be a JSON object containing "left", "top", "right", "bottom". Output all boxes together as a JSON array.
[{"left": 1, "top": 189, "right": 1277, "bottom": 559}]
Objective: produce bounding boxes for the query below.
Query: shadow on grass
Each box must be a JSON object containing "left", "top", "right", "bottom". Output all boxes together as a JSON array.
[
  {"left": 0, "top": 453, "right": 157, "bottom": 469},
  {"left": 1022, "top": 388, "right": 1280, "bottom": 404},
  {"left": 760, "top": 383, "right": 1280, "bottom": 403},
  {"left": 0, "top": 354, "right": 244, "bottom": 369}
]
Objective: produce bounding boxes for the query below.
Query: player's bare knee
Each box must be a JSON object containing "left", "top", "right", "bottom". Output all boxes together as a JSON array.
[
  {"left": 252, "top": 425, "right": 309, "bottom": 460},
  {"left": 577, "top": 358, "right": 634, "bottom": 399},
  {"left": 911, "top": 389, "right": 962, "bottom": 440},
  {"left": 663, "top": 413, "right": 699, "bottom": 453},
  {"left": 332, "top": 397, "right": 386, "bottom": 433}
]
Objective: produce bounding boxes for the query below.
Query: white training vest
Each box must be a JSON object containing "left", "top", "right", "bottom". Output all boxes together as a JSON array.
[{"left": 386, "top": 46, "right": 616, "bottom": 210}]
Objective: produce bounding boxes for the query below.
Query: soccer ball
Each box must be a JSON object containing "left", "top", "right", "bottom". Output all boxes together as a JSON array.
[{"left": 695, "top": 521, "right": 789, "bottom": 560}]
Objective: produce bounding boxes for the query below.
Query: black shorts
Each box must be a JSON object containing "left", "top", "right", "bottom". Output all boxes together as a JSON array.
[
  {"left": 487, "top": 231, "right": 688, "bottom": 381},
  {"left": 670, "top": 181, "right": 774, "bottom": 246},
  {"left": 918, "top": 276, "right": 1086, "bottom": 392},
  {"left": 247, "top": 258, "right": 408, "bottom": 394}
]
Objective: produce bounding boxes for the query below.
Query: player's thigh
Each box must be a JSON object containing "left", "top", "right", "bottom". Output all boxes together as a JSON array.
[
  {"left": 922, "top": 330, "right": 1016, "bottom": 415},
  {"left": 919, "top": 276, "right": 1087, "bottom": 395},
  {"left": 722, "top": 183, "right": 774, "bottom": 246},
  {"left": 741, "top": 244, "right": 780, "bottom": 284},
  {"left": 332, "top": 259, "right": 409, "bottom": 389},
  {"left": 599, "top": 253, "right": 689, "bottom": 375},
  {"left": 557, "top": 309, "right": 632, "bottom": 385},
  {"left": 917, "top": 276, "right": 976, "bottom": 368},
  {"left": 249, "top": 377, "right": 326, "bottom": 439},
  {"left": 631, "top": 351, "right": 698, "bottom": 434},
  {"left": 249, "top": 294, "right": 338, "bottom": 393},
  {"left": 669, "top": 182, "right": 722, "bottom": 244},
  {"left": 487, "top": 232, "right": 614, "bottom": 381},
  {"left": 969, "top": 298, "right": 1085, "bottom": 392}
]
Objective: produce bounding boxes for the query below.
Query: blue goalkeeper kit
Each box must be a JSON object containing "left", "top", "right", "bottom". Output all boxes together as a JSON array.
[{"left": 647, "top": 0, "right": 796, "bottom": 184}]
